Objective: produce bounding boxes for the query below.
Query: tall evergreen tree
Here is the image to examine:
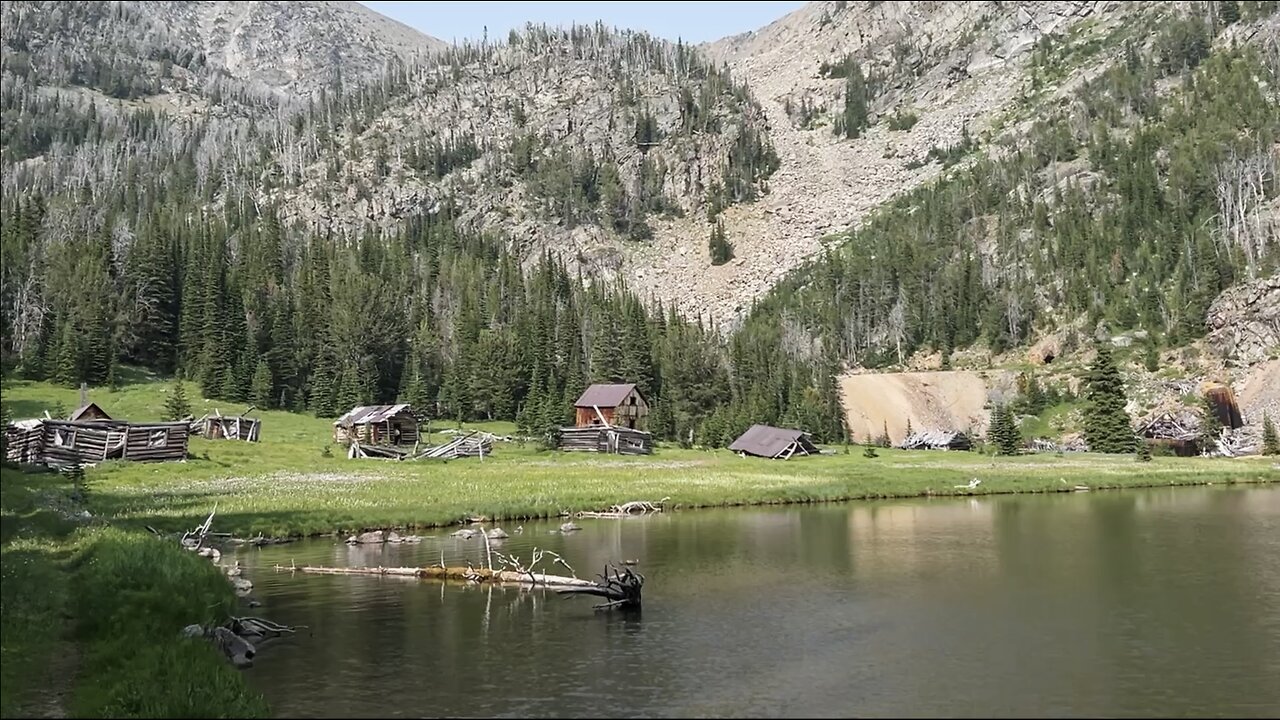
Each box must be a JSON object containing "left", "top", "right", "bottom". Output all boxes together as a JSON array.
[
  {"left": 1262, "top": 413, "right": 1279, "bottom": 456},
  {"left": 1082, "top": 343, "right": 1136, "bottom": 453}
]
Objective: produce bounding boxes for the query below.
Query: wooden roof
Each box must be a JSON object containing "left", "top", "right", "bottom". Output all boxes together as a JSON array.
[
  {"left": 333, "top": 404, "right": 414, "bottom": 427},
  {"left": 728, "top": 424, "right": 819, "bottom": 459},
  {"left": 69, "top": 402, "right": 112, "bottom": 421},
  {"left": 574, "top": 383, "right": 642, "bottom": 408}
]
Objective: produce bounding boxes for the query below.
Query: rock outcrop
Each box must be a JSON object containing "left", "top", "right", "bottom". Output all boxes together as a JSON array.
[{"left": 1207, "top": 274, "right": 1280, "bottom": 366}]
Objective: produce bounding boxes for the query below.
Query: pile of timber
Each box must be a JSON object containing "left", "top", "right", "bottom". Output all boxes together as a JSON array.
[
  {"left": 558, "top": 426, "right": 653, "bottom": 455},
  {"left": 897, "top": 429, "right": 972, "bottom": 451},
  {"left": 347, "top": 431, "right": 494, "bottom": 461}
]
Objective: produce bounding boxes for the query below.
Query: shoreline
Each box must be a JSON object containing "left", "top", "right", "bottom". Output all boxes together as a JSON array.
[{"left": 212, "top": 472, "right": 1279, "bottom": 543}]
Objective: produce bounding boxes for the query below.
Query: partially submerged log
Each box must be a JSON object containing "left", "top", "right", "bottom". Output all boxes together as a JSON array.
[
  {"left": 275, "top": 563, "right": 599, "bottom": 588},
  {"left": 556, "top": 564, "right": 644, "bottom": 610}
]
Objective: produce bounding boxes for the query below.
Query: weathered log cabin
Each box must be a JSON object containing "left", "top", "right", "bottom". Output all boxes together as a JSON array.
[
  {"left": 3, "top": 419, "right": 190, "bottom": 468},
  {"left": 574, "top": 383, "right": 649, "bottom": 430},
  {"left": 333, "top": 404, "right": 419, "bottom": 446},
  {"left": 728, "top": 425, "right": 820, "bottom": 459},
  {"left": 558, "top": 426, "right": 653, "bottom": 455}
]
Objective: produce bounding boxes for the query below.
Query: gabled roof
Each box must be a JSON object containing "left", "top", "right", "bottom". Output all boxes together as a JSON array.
[
  {"left": 574, "top": 383, "right": 641, "bottom": 408},
  {"left": 728, "top": 424, "right": 819, "bottom": 459},
  {"left": 69, "top": 402, "right": 112, "bottom": 421},
  {"left": 333, "top": 404, "right": 413, "bottom": 426}
]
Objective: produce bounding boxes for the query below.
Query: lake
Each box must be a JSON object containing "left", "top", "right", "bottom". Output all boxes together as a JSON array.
[{"left": 236, "top": 485, "right": 1280, "bottom": 717}]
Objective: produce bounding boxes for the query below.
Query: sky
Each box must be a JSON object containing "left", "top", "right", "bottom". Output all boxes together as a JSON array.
[{"left": 358, "top": 1, "right": 806, "bottom": 45}]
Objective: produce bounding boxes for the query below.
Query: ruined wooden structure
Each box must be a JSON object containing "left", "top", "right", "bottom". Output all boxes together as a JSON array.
[
  {"left": 193, "top": 408, "right": 261, "bottom": 442},
  {"left": 1134, "top": 405, "right": 1202, "bottom": 456},
  {"left": 4, "top": 418, "right": 190, "bottom": 468},
  {"left": 348, "top": 431, "right": 494, "bottom": 461},
  {"left": 558, "top": 426, "right": 653, "bottom": 455},
  {"left": 897, "top": 429, "right": 973, "bottom": 451},
  {"left": 333, "top": 404, "right": 419, "bottom": 446},
  {"left": 728, "top": 424, "right": 820, "bottom": 459},
  {"left": 574, "top": 383, "right": 649, "bottom": 430}
]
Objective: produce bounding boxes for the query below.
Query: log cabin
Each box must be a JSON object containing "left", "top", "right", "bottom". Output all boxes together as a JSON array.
[
  {"left": 573, "top": 383, "right": 649, "bottom": 430},
  {"left": 333, "top": 404, "right": 419, "bottom": 446}
]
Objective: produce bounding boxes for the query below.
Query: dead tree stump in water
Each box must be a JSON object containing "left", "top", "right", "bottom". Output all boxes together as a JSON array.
[{"left": 556, "top": 564, "right": 643, "bottom": 610}]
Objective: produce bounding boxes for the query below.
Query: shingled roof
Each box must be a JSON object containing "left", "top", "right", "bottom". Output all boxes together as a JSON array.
[
  {"left": 574, "top": 383, "right": 641, "bottom": 408},
  {"left": 333, "top": 404, "right": 414, "bottom": 427},
  {"left": 728, "top": 424, "right": 820, "bottom": 459}
]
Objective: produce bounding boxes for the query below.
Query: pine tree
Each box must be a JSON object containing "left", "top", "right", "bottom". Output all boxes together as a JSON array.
[
  {"left": 843, "top": 60, "right": 869, "bottom": 139},
  {"left": 1200, "top": 394, "right": 1223, "bottom": 449},
  {"left": 1137, "top": 438, "right": 1152, "bottom": 462},
  {"left": 877, "top": 419, "right": 891, "bottom": 448},
  {"left": 250, "top": 360, "right": 273, "bottom": 408},
  {"left": 1082, "top": 343, "right": 1136, "bottom": 453},
  {"left": 990, "top": 404, "right": 1022, "bottom": 456},
  {"left": 1143, "top": 339, "right": 1159, "bottom": 372},
  {"left": 165, "top": 378, "right": 192, "bottom": 421},
  {"left": 708, "top": 220, "right": 733, "bottom": 265},
  {"left": 1262, "top": 413, "right": 1279, "bottom": 456}
]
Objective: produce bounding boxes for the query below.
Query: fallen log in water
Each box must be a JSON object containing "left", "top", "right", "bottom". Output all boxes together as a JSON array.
[
  {"left": 556, "top": 564, "right": 644, "bottom": 610},
  {"left": 274, "top": 563, "right": 599, "bottom": 588}
]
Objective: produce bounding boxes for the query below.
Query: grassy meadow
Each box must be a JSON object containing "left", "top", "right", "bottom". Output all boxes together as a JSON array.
[{"left": 4, "top": 375, "right": 1276, "bottom": 538}]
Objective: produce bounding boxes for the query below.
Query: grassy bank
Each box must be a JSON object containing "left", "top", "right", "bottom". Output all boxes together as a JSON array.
[
  {"left": 4, "top": 377, "right": 1277, "bottom": 538},
  {"left": 0, "top": 468, "right": 267, "bottom": 718}
]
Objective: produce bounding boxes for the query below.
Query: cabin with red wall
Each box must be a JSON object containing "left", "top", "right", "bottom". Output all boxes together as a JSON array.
[{"left": 573, "top": 383, "right": 649, "bottom": 430}]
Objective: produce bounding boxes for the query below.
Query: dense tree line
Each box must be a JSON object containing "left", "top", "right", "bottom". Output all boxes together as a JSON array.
[{"left": 0, "top": 197, "right": 845, "bottom": 447}]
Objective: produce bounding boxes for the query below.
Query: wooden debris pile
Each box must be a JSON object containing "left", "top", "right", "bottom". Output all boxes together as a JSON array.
[
  {"left": 897, "top": 429, "right": 972, "bottom": 451},
  {"left": 347, "top": 431, "right": 494, "bottom": 460},
  {"left": 575, "top": 496, "right": 670, "bottom": 518}
]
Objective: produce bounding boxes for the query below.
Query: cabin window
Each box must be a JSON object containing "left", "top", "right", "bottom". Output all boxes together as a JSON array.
[
  {"left": 148, "top": 430, "right": 168, "bottom": 448},
  {"left": 54, "top": 430, "right": 75, "bottom": 448},
  {"left": 630, "top": 396, "right": 636, "bottom": 405}
]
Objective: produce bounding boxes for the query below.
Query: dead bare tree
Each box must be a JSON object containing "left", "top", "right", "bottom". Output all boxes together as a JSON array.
[{"left": 1215, "top": 145, "right": 1277, "bottom": 279}]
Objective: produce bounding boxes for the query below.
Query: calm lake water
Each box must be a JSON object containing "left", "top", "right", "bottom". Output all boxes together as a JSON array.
[{"left": 236, "top": 486, "right": 1280, "bottom": 718}]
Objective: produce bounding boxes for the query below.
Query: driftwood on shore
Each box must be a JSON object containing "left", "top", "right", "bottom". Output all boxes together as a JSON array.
[{"left": 575, "top": 496, "right": 670, "bottom": 518}]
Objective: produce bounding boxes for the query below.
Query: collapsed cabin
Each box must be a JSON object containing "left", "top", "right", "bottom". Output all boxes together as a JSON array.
[
  {"left": 897, "top": 429, "right": 973, "bottom": 451},
  {"left": 193, "top": 409, "right": 262, "bottom": 442},
  {"left": 333, "top": 404, "right": 419, "bottom": 446},
  {"left": 3, "top": 419, "right": 190, "bottom": 468},
  {"left": 574, "top": 383, "right": 649, "bottom": 430},
  {"left": 558, "top": 425, "right": 653, "bottom": 455},
  {"left": 728, "top": 425, "right": 820, "bottom": 460}
]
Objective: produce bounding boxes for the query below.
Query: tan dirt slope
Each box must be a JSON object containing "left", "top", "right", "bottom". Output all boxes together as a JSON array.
[{"left": 839, "top": 370, "right": 1013, "bottom": 445}]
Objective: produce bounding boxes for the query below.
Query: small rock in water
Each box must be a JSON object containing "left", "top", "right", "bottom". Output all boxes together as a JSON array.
[
  {"left": 247, "top": 599, "right": 262, "bottom": 608},
  {"left": 559, "top": 522, "right": 581, "bottom": 533},
  {"left": 486, "top": 528, "right": 509, "bottom": 540},
  {"left": 386, "top": 531, "right": 402, "bottom": 543},
  {"left": 232, "top": 577, "right": 254, "bottom": 595},
  {"left": 399, "top": 535, "right": 422, "bottom": 543},
  {"left": 452, "top": 528, "right": 478, "bottom": 539},
  {"left": 354, "top": 530, "right": 385, "bottom": 544},
  {"left": 623, "top": 559, "right": 640, "bottom": 566}
]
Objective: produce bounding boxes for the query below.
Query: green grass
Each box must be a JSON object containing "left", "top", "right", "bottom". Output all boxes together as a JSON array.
[
  {"left": 0, "top": 468, "right": 267, "bottom": 718},
  {"left": 5, "top": 376, "right": 1276, "bottom": 539}
]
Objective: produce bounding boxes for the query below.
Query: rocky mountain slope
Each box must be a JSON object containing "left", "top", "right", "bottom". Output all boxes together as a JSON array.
[{"left": 2, "top": 0, "right": 1276, "bottom": 340}]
